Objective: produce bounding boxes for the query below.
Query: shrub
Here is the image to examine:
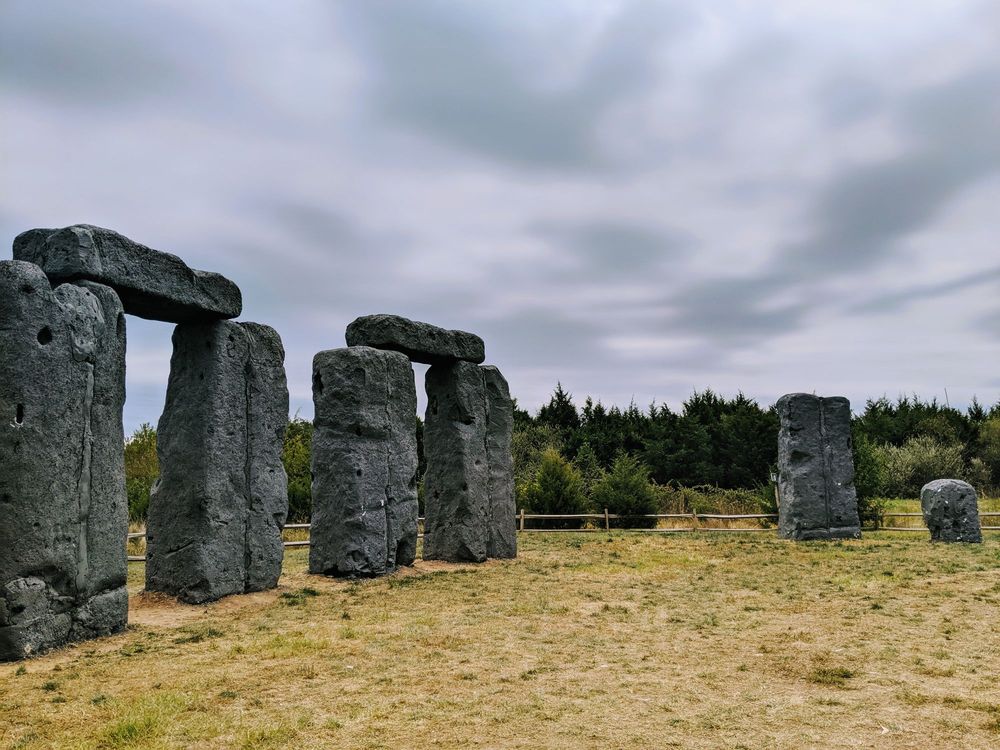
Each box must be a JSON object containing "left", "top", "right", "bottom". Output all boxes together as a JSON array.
[
  {"left": 522, "top": 448, "right": 587, "bottom": 528},
  {"left": 513, "top": 423, "right": 564, "bottom": 509},
  {"left": 573, "top": 442, "right": 606, "bottom": 501},
  {"left": 591, "top": 453, "right": 658, "bottom": 528},
  {"left": 124, "top": 423, "right": 158, "bottom": 521},
  {"left": 282, "top": 418, "right": 313, "bottom": 522},
  {"left": 876, "top": 435, "right": 965, "bottom": 498},
  {"left": 654, "top": 484, "right": 770, "bottom": 516}
]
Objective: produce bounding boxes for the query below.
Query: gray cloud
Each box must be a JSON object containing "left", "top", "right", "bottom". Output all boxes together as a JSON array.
[
  {"left": 664, "top": 62, "right": 1000, "bottom": 350},
  {"left": 343, "top": 0, "right": 685, "bottom": 169},
  {"left": 853, "top": 266, "right": 1000, "bottom": 315},
  {"left": 0, "top": 2, "right": 202, "bottom": 106},
  {"left": 531, "top": 219, "right": 692, "bottom": 278}
]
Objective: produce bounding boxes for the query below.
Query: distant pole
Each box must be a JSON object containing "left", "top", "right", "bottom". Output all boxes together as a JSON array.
[{"left": 604, "top": 508, "right": 610, "bottom": 531}]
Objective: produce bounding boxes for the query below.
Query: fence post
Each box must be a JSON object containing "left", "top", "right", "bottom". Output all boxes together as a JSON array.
[
  {"left": 519, "top": 508, "right": 525, "bottom": 532},
  {"left": 604, "top": 508, "right": 610, "bottom": 531}
]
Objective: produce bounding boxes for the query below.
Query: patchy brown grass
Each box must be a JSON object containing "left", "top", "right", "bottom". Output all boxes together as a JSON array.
[{"left": 2, "top": 532, "right": 1000, "bottom": 749}]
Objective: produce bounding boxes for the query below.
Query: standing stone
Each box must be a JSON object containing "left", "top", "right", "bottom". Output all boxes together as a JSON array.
[
  {"left": 14, "top": 225, "right": 242, "bottom": 323},
  {"left": 310, "top": 347, "right": 418, "bottom": 577},
  {"left": 482, "top": 366, "right": 516, "bottom": 559},
  {"left": 423, "top": 361, "right": 490, "bottom": 562},
  {"left": 146, "top": 321, "right": 288, "bottom": 604},
  {"left": 346, "top": 314, "right": 486, "bottom": 365},
  {"left": 776, "top": 393, "right": 861, "bottom": 541},
  {"left": 921, "top": 479, "right": 982, "bottom": 543},
  {"left": 1, "top": 261, "right": 127, "bottom": 660},
  {"left": 243, "top": 324, "right": 291, "bottom": 590}
]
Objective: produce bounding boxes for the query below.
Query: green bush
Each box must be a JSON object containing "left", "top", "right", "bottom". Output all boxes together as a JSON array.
[
  {"left": 522, "top": 448, "right": 588, "bottom": 528},
  {"left": 654, "top": 483, "right": 770, "bottom": 516},
  {"left": 282, "top": 418, "right": 313, "bottom": 522},
  {"left": 124, "top": 423, "right": 158, "bottom": 521},
  {"left": 876, "top": 435, "right": 965, "bottom": 498},
  {"left": 591, "top": 453, "right": 658, "bottom": 528},
  {"left": 573, "top": 441, "right": 606, "bottom": 501},
  {"left": 513, "top": 423, "right": 564, "bottom": 510}
]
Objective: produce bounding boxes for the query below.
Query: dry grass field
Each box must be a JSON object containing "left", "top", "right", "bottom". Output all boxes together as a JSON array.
[{"left": 3, "top": 531, "right": 1000, "bottom": 749}]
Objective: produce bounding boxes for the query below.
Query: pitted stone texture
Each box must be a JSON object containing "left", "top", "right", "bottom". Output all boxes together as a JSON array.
[
  {"left": 146, "top": 321, "right": 288, "bottom": 604},
  {"left": 0, "top": 262, "right": 127, "bottom": 661},
  {"left": 244, "top": 324, "right": 290, "bottom": 590},
  {"left": 921, "top": 479, "right": 982, "bottom": 543},
  {"left": 482, "top": 366, "right": 516, "bottom": 559},
  {"left": 14, "top": 225, "right": 241, "bottom": 323},
  {"left": 346, "top": 314, "right": 485, "bottom": 365},
  {"left": 422, "top": 361, "right": 490, "bottom": 562},
  {"left": 309, "top": 347, "right": 418, "bottom": 577},
  {"left": 776, "top": 393, "right": 861, "bottom": 541}
]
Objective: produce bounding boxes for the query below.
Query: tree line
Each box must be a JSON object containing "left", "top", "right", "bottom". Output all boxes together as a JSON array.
[{"left": 123, "top": 386, "right": 1000, "bottom": 526}]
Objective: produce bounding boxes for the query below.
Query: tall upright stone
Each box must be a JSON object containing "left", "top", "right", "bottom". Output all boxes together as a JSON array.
[
  {"left": 1, "top": 261, "right": 127, "bottom": 661},
  {"left": 310, "top": 347, "right": 418, "bottom": 577},
  {"left": 776, "top": 393, "right": 861, "bottom": 541},
  {"left": 423, "top": 361, "right": 490, "bottom": 562},
  {"left": 146, "top": 321, "right": 288, "bottom": 604},
  {"left": 921, "top": 479, "right": 982, "bottom": 543},
  {"left": 482, "top": 366, "right": 516, "bottom": 559}
]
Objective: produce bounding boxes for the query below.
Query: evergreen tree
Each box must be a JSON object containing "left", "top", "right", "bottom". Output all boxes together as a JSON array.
[
  {"left": 537, "top": 383, "right": 580, "bottom": 434},
  {"left": 522, "top": 448, "right": 587, "bottom": 528},
  {"left": 573, "top": 441, "right": 606, "bottom": 500},
  {"left": 591, "top": 453, "right": 658, "bottom": 528},
  {"left": 124, "top": 423, "right": 158, "bottom": 521},
  {"left": 282, "top": 418, "right": 313, "bottom": 522}
]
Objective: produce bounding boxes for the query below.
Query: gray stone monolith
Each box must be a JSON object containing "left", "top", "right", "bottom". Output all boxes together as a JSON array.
[
  {"left": 146, "top": 321, "right": 288, "bottom": 603},
  {"left": 346, "top": 314, "right": 485, "bottom": 365},
  {"left": 482, "top": 366, "right": 516, "bottom": 559},
  {"left": 776, "top": 393, "right": 861, "bottom": 540},
  {"left": 921, "top": 479, "right": 982, "bottom": 543},
  {"left": 14, "top": 225, "right": 242, "bottom": 323},
  {"left": 309, "top": 347, "right": 418, "bottom": 577},
  {"left": 422, "top": 361, "right": 490, "bottom": 562},
  {"left": 1, "top": 261, "right": 127, "bottom": 661}
]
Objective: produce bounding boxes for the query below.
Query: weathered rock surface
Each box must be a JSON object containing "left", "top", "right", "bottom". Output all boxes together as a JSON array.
[
  {"left": 146, "top": 321, "right": 288, "bottom": 604},
  {"left": 422, "top": 361, "right": 490, "bottom": 562},
  {"left": 309, "top": 347, "right": 418, "bottom": 577},
  {"left": 776, "top": 393, "right": 861, "bottom": 541},
  {"left": 346, "top": 314, "right": 485, "bottom": 365},
  {"left": 243, "top": 324, "right": 291, "bottom": 590},
  {"left": 14, "top": 225, "right": 241, "bottom": 323},
  {"left": 921, "top": 479, "right": 982, "bottom": 543},
  {"left": 482, "top": 366, "right": 516, "bottom": 559},
  {"left": 0, "top": 262, "right": 127, "bottom": 661}
]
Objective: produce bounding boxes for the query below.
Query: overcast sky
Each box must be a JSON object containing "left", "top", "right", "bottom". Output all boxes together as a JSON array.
[{"left": 3, "top": 1, "right": 1000, "bottom": 432}]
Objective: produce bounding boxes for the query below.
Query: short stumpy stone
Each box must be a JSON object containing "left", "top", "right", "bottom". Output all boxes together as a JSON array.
[
  {"left": 0, "top": 261, "right": 128, "bottom": 661},
  {"left": 482, "top": 366, "right": 516, "bottom": 559},
  {"left": 346, "top": 314, "right": 485, "bottom": 365},
  {"left": 14, "top": 225, "right": 242, "bottom": 323},
  {"left": 310, "top": 347, "right": 418, "bottom": 577},
  {"left": 921, "top": 479, "right": 982, "bottom": 543},
  {"left": 146, "top": 321, "right": 288, "bottom": 604},
  {"left": 423, "top": 361, "right": 490, "bottom": 563},
  {"left": 776, "top": 393, "right": 861, "bottom": 541}
]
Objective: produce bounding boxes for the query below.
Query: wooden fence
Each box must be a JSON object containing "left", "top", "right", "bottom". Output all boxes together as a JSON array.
[
  {"left": 878, "top": 511, "right": 1000, "bottom": 532},
  {"left": 123, "top": 510, "right": 1000, "bottom": 562}
]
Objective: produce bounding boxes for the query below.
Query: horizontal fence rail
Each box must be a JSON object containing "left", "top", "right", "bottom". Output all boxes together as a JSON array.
[{"left": 123, "top": 509, "right": 1000, "bottom": 562}]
